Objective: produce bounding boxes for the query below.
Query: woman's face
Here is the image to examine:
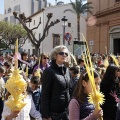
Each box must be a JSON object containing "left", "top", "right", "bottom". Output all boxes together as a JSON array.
[
  {"left": 83, "top": 77, "right": 101, "bottom": 94},
  {"left": 55, "top": 49, "right": 68, "bottom": 64},
  {"left": 115, "top": 69, "right": 120, "bottom": 77},
  {"left": 41, "top": 55, "right": 49, "bottom": 64},
  {"left": 23, "top": 55, "right": 28, "bottom": 61},
  {"left": 95, "top": 77, "right": 101, "bottom": 91}
]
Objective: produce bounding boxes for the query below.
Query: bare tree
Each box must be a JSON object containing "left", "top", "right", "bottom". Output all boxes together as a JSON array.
[{"left": 13, "top": 11, "right": 60, "bottom": 56}]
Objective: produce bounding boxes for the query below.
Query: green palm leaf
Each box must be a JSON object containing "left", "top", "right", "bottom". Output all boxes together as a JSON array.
[
  {"left": 63, "top": 0, "right": 93, "bottom": 40},
  {"left": 70, "top": 0, "right": 77, "bottom": 12}
]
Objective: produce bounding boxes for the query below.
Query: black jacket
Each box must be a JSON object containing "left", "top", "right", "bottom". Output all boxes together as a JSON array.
[
  {"left": 100, "top": 80, "right": 118, "bottom": 120},
  {"left": 41, "top": 60, "right": 71, "bottom": 118},
  {"left": 18, "top": 60, "right": 32, "bottom": 74}
]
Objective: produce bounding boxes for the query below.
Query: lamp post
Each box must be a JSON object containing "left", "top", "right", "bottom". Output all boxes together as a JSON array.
[{"left": 61, "top": 16, "right": 68, "bottom": 45}]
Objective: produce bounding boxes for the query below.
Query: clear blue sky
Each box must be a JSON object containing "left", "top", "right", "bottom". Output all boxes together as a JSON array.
[
  {"left": 0, "top": 0, "right": 75, "bottom": 14},
  {"left": 0, "top": 0, "right": 4, "bottom": 14}
]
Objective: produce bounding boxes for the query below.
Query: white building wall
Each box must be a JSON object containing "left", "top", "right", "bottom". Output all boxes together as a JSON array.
[
  {"left": 20, "top": 0, "right": 32, "bottom": 17},
  {"left": 4, "top": 0, "right": 47, "bottom": 22},
  {"left": 34, "top": 1, "right": 39, "bottom": 14},
  {"left": 0, "top": 14, "right": 4, "bottom": 21},
  {"left": 42, "top": 4, "right": 86, "bottom": 54},
  {"left": 23, "top": 3, "right": 86, "bottom": 55},
  {"left": 4, "top": 0, "right": 32, "bottom": 24},
  {"left": 23, "top": 12, "right": 44, "bottom": 55}
]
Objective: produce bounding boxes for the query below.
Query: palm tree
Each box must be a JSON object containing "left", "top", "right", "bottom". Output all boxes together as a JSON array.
[{"left": 64, "top": 0, "right": 93, "bottom": 41}]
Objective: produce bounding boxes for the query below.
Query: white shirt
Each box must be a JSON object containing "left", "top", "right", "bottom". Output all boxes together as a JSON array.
[
  {"left": 0, "top": 77, "right": 5, "bottom": 98},
  {"left": 2, "top": 95, "right": 42, "bottom": 120}
]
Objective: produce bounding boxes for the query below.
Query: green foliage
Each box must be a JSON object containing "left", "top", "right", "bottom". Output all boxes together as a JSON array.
[
  {"left": 64, "top": 0, "right": 93, "bottom": 16},
  {"left": 0, "top": 41, "right": 6, "bottom": 48},
  {"left": 0, "top": 21, "right": 27, "bottom": 50},
  {"left": 64, "top": 0, "right": 93, "bottom": 40},
  {"left": 0, "top": 21, "right": 27, "bottom": 39}
]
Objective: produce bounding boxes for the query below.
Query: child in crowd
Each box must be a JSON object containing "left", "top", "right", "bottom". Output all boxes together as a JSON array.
[
  {"left": 3, "top": 62, "right": 11, "bottom": 82},
  {"left": 0, "top": 66, "right": 5, "bottom": 120},
  {"left": 69, "top": 66, "right": 80, "bottom": 94},
  {"left": 29, "top": 76, "right": 41, "bottom": 111},
  {"left": 29, "top": 76, "right": 41, "bottom": 120},
  {"left": 77, "top": 59, "right": 85, "bottom": 73},
  {"left": 69, "top": 70, "right": 103, "bottom": 120},
  {"left": 2, "top": 78, "right": 42, "bottom": 120}
]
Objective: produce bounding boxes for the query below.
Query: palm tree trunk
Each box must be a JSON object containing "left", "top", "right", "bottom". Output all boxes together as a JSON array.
[{"left": 77, "top": 16, "right": 80, "bottom": 41}]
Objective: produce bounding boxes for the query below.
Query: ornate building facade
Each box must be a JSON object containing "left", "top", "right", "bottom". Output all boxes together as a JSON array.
[{"left": 87, "top": 0, "right": 120, "bottom": 55}]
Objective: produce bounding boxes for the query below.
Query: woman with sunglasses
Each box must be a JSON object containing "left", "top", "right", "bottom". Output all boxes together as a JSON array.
[
  {"left": 33, "top": 53, "right": 50, "bottom": 72},
  {"left": 41, "top": 45, "right": 71, "bottom": 120}
]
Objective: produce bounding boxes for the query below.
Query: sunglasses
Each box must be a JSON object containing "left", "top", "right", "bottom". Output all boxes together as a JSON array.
[
  {"left": 58, "top": 52, "right": 68, "bottom": 56},
  {"left": 44, "top": 57, "right": 49, "bottom": 59}
]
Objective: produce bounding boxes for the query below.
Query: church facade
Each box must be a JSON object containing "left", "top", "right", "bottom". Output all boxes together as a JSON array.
[{"left": 87, "top": 0, "right": 120, "bottom": 55}]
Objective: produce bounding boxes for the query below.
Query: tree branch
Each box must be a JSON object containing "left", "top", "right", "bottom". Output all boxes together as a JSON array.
[
  {"left": 40, "top": 19, "right": 60, "bottom": 43},
  {"left": 31, "top": 21, "right": 41, "bottom": 31},
  {"left": 19, "top": 37, "right": 28, "bottom": 48},
  {"left": 13, "top": 12, "right": 60, "bottom": 56}
]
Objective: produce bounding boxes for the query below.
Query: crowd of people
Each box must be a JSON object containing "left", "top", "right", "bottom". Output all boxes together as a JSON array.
[{"left": 0, "top": 45, "right": 120, "bottom": 120}]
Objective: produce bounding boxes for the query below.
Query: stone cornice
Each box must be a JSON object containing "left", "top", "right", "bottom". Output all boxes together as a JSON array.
[
  {"left": 96, "top": 21, "right": 109, "bottom": 27},
  {"left": 96, "top": 16, "right": 120, "bottom": 27},
  {"left": 94, "top": 5, "right": 120, "bottom": 18}
]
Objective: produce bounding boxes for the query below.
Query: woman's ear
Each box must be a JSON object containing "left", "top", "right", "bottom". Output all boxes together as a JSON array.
[{"left": 82, "top": 80, "right": 87, "bottom": 87}]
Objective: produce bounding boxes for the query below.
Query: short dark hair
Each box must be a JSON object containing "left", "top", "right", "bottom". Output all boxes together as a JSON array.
[
  {"left": 69, "top": 67, "right": 79, "bottom": 74},
  {"left": 30, "top": 76, "right": 40, "bottom": 84},
  {"left": 21, "top": 52, "right": 28, "bottom": 60},
  {"left": 77, "top": 59, "right": 84, "bottom": 65},
  {"left": 0, "top": 66, "right": 4, "bottom": 73},
  {"left": 4, "top": 62, "right": 10, "bottom": 68}
]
